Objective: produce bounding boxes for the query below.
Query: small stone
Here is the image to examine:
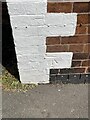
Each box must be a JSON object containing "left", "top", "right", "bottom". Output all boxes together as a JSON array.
[
  {"left": 58, "top": 89, "right": 61, "bottom": 92},
  {"left": 52, "top": 103, "right": 56, "bottom": 106},
  {"left": 71, "top": 109, "right": 75, "bottom": 113},
  {"left": 43, "top": 109, "right": 46, "bottom": 112}
]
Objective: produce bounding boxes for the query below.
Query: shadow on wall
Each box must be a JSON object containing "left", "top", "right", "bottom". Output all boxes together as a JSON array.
[{"left": 2, "top": 1, "right": 20, "bottom": 80}]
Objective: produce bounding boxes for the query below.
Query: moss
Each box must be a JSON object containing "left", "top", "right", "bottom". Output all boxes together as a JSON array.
[{"left": 0, "top": 67, "right": 37, "bottom": 92}]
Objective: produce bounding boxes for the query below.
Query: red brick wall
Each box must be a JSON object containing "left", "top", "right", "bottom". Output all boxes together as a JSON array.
[{"left": 47, "top": 2, "right": 90, "bottom": 75}]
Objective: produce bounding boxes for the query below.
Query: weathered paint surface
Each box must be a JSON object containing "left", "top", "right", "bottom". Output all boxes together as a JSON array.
[{"left": 6, "top": 0, "right": 77, "bottom": 84}]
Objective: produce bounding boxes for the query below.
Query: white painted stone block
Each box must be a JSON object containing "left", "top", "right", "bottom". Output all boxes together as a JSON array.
[
  {"left": 45, "top": 13, "right": 77, "bottom": 36},
  {"left": 46, "top": 13, "right": 64, "bottom": 26},
  {"left": 11, "top": 13, "right": 77, "bottom": 37},
  {"left": 15, "top": 45, "right": 46, "bottom": 55},
  {"left": 7, "top": 0, "right": 77, "bottom": 84},
  {"left": 14, "top": 36, "right": 44, "bottom": 46},
  {"left": 14, "top": 36, "right": 45, "bottom": 47},
  {"left": 63, "top": 13, "right": 78, "bottom": 25},
  {"left": 17, "top": 55, "right": 45, "bottom": 63},
  {"left": 10, "top": 15, "right": 45, "bottom": 27},
  {"left": 45, "top": 53, "right": 73, "bottom": 69},
  {"left": 7, "top": 2, "right": 47, "bottom": 15},
  {"left": 12, "top": 26, "right": 47, "bottom": 37},
  {"left": 20, "top": 73, "right": 49, "bottom": 84}
]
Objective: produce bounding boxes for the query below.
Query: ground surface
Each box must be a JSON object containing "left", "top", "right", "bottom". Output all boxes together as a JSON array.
[{"left": 2, "top": 84, "right": 88, "bottom": 118}]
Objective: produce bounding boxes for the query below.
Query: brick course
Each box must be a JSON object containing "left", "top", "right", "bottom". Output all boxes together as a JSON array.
[
  {"left": 47, "top": 2, "right": 73, "bottom": 13},
  {"left": 73, "top": 2, "right": 89, "bottom": 13},
  {"left": 47, "top": 2, "right": 90, "bottom": 76}
]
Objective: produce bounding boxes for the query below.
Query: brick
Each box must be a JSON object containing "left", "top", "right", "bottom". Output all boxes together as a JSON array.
[
  {"left": 47, "top": 2, "right": 72, "bottom": 13},
  {"left": 76, "top": 25, "right": 87, "bottom": 34},
  {"left": 86, "top": 67, "right": 90, "bottom": 73},
  {"left": 84, "top": 44, "right": 90, "bottom": 52},
  {"left": 81, "top": 74, "right": 90, "bottom": 83},
  {"left": 72, "top": 61, "right": 82, "bottom": 67},
  {"left": 47, "top": 45, "right": 69, "bottom": 52},
  {"left": 69, "top": 44, "right": 84, "bottom": 52},
  {"left": 73, "top": 53, "right": 89, "bottom": 60},
  {"left": 77, "top": 14, "right": 89, "bottom": 24},
  {"left": 69, "top": 74, "right": 82, "bottom": 84},
  {"left": 50, "top": 69, "right": 59, "bottom": 74},
  {"left": 46, "top": 37, "right": 60, "bottom": 45},
  {"left": 56, "top": 74, "right": 68, "bottom": 80},
  {"left": 50, "top": 75, "right": 56, "bottom": 84},
  {"left": 51, "top": 74, "right": 86, "bottom": 84},
  {"left": 82, "top": 60, "right": 90, "bottom": 66},
  {"left": 61, "top": 35, "right": 89, "bottom": 44},
  {"left": 56, "top": 75, "right": 69, "bottom": 84},
  {"left": 73, "top": 2, "right": 89, "bottom": 13},
  {"left": 88, "top": 34, "right": 90, "bottom": 40},
  {"left": 60, "top": 68, "right": 85, "bottom": 74},
  {"left": 88, "top": 25, "right": 90, "bottom": 34}
]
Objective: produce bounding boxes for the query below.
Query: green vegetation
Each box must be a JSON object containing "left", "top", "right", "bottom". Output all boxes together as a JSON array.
[{"left": 0, "top": 67, "right": 37, "bottom": 92}]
